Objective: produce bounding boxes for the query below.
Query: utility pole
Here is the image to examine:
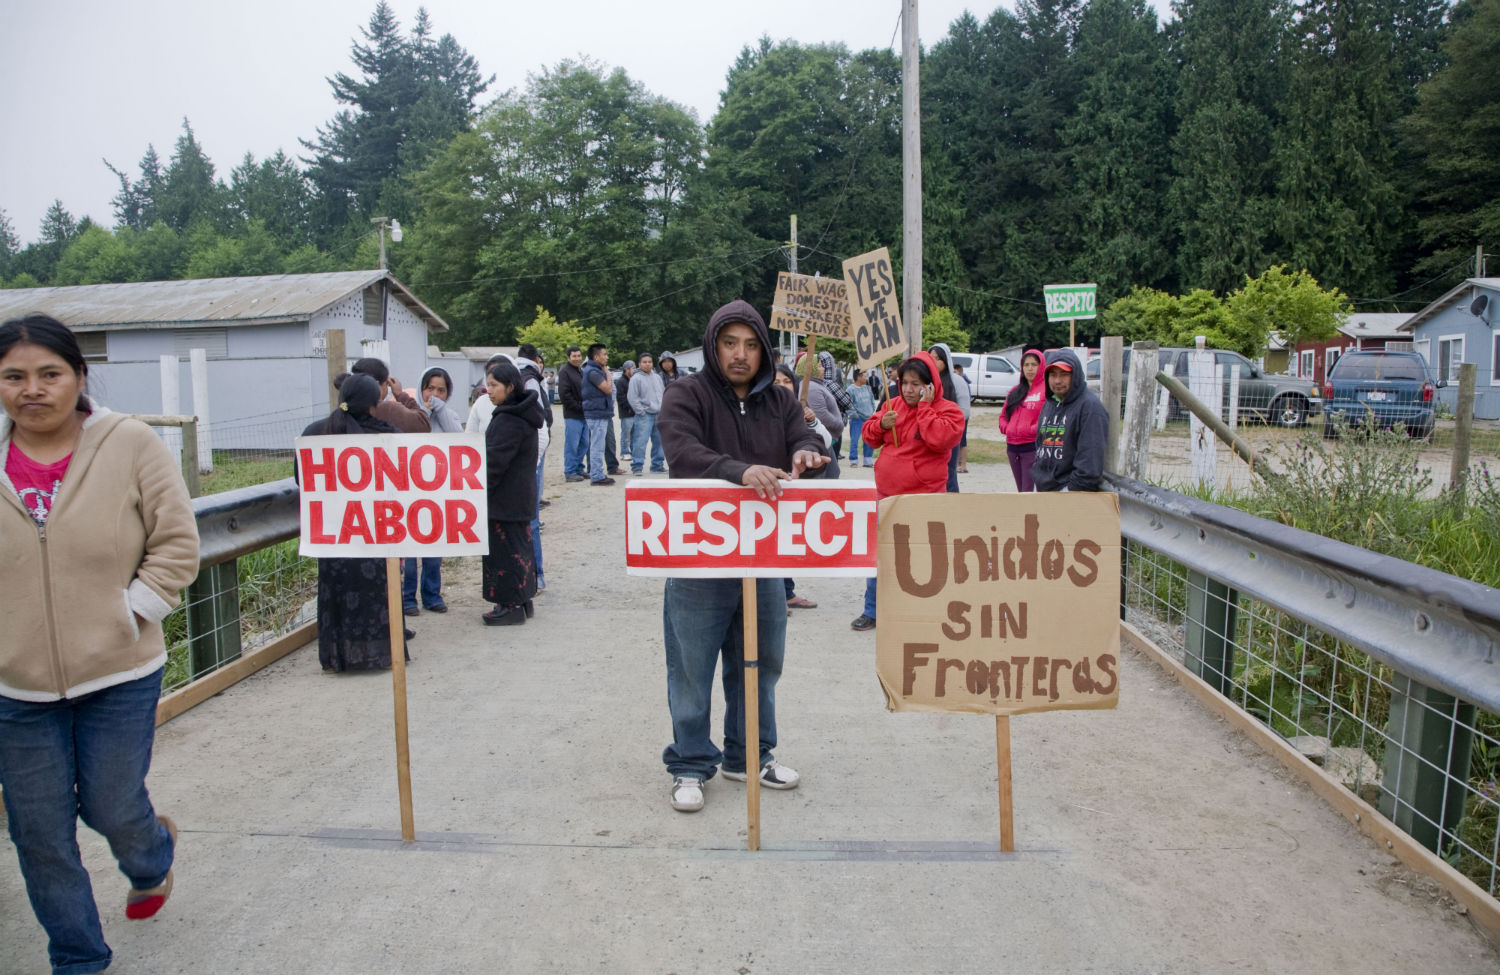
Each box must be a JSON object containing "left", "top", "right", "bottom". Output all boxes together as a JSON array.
[
  {"left": 902, "top": 0, "right": 923, "bottom": 354},
  {"left": 786, "top": 214, "right": 799, "bottom": 361},
  {"left": 371, "top": 217, "right": 402, "bottom": 270}
]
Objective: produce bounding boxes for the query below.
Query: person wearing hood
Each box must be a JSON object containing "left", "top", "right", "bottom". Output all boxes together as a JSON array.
[
  {"left": 656, "top": 300, "right": 830, "bottom": 813},
  {"left": 350, "top": 356, "right": 430, "bottom": 433},
  {"left": 999, "top": 349, "right": 1047, "bottom": 492},
  {"left": 850, "top": 350, "right": 965, "bottom": 632},
  {"left": 926, "top": 343, "right": 965, "bottom": 491},
  {"left": 403, "top": 368, "right": 463, "bottom": 617},
  {"left": 481, "top": 358, "right": 543, "bottom": 625},
  {"left": 1032, "top": 349, "right": 1109, "bottom": 493},
  {"left": 658, "top": 351, "right": 680, "bottom": 385},
  {"left": 616, "top": 359, "right": 636, "bottom": 465},
  {"left": 0, "top": 315, "right": 199, "bottom": 974}
]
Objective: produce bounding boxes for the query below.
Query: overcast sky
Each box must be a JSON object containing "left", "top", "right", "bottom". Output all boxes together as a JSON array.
[{"left": 2, "top": 0, "right": 1064, "bottom": 246}]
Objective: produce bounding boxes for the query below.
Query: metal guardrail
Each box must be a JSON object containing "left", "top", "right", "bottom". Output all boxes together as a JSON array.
[
  {"left": 195, "top": 476, "right": 301, "bottom": 567},
  {"left": 1108, "top": 473, "right": 1500, "bottom": 713}
]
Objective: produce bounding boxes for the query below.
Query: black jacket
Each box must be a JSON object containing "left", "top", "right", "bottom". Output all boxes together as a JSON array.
[
  {"left": 557, "top": 362, "right": 585, "bottom": 420},
  {"left": 659, "top": 300, "right": 828, "bottom": 484},
  {"left": 485, "top": 389, "right": 543, "bottom": 522},
  {"left": 1031, "top": 349, "right": 1109, "bottom": 492}
]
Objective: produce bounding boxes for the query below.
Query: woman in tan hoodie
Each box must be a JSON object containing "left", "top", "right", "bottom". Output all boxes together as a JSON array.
[{"left": 0, "top": 314, "right": 199, "bottom": 975}]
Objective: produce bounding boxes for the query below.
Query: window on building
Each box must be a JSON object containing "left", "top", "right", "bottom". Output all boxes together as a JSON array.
[
  {"left": 363, "top": 286, "right": 383, "bottom": 325},
  {"left": 1325, "top": 347, "right": 1341, "bottom": 377},
  {"left": 173, "top": 327, "right": 228, "bottom": 360},
  {"left": 1492, "top": 330, "right": 1499, "bottom": 385},
  {"left": 1437, "top": 335, "right": 1465, "bottom": 382},
  {"left": 77, "top": 331, "right": 107, "bottom": 362},
  {"left": 1299, "top": 350, "right": 1314, "bottom": 377}
]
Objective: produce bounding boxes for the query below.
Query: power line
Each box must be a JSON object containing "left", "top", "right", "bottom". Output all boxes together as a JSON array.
[
  {"left": 410, "top": 246, "right": 776, "bottom": 290},
  {"left": 569, "top": 246, "right": 784, "bottom": 325}
]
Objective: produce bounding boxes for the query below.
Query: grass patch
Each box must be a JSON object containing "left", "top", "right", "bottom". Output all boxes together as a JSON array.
[{"left": 197, "top": 451, "right": 294, "bottom": 496}]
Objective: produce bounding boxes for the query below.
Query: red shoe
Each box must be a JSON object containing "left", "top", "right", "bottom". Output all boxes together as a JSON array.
[{"left": 126, "top": 815, "right": 176, "bottom": 920}]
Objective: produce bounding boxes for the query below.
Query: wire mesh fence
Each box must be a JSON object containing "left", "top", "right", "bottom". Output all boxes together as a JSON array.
[{"left": 1123, "top": 541, "right": 1500, "bottom": 899}]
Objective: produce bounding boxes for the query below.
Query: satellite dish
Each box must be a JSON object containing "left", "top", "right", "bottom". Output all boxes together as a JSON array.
[{"left": 1470, "top": 293, "right": 1489, "bottom": 317}]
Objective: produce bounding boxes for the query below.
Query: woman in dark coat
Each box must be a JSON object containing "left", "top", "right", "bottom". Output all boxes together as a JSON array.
[
  {"left": 299, "top": 374, "right": 406, "bottom": 671},
  {"left": 481, "top": 358, "right": 542, "bottom": 625}
]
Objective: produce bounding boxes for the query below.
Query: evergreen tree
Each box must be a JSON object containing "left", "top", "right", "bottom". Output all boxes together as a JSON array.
[
  {"left": 1168, "top": 0, "right": 1286, "bottom": 293},
  {"left": 0, "top": 207, "right": 18, "bottom": 279},
  {"left": 106, "top": 145, "right": 164, "bottom": 232},
  {"left": 157, "top": 119, "right": 226, "bottom": 232},
  {"left": 228, "top": 151, "right": 314, "bottom": 245},
  {"left": 302, "top": 3, "right": 490, "bottom": 230},
  {"left": 1064, "top": 0, "right": 1175, "bottom": 308},
  {"left": 1400, "top": 0, "right": 1499, "bottom": 279}
]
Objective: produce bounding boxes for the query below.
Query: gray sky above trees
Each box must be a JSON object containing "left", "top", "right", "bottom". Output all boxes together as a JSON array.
[{"left": 2, "top": 0, "right": 1038, "bottom": 246}]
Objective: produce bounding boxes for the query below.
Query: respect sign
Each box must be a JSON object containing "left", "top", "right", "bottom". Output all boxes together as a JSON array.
[
  {"left": 624, "top": 480, "right": 878, "bottom": 577},
  {"left": 295, "top": 434, "right": 488, "bottom": 557},
  {"left": 770, "top": 271, "right": 852, "bottom": 339},
  {"left": 1043, "top": 283, "right": 1098, "bottom": 322},
  {"left": 875, "top": 492, "right": 1121, "bottom": 715},
  {"left": 842, "top": 247, "right": 907, "bottom": 372}
]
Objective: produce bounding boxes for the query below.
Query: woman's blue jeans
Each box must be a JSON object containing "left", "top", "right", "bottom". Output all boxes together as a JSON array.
[
  {"left": 401, "top": 556, "right": 444, "bottom": 611},
  {"left": 0, "top": 669, "right": 174, "bottom": 975},
  {"left": 661, "top": 578, "right": 786, "bottom": 780}
]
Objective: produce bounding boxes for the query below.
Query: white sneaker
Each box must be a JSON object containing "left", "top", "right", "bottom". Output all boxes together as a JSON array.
[
  {"left": 721, "top": 760, "right": 800, "bottom": 790},
  {"left": 671, "top": 775, "right": 704, "bottom": 812}
]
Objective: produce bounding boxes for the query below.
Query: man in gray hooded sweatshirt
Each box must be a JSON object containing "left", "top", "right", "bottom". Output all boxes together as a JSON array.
[{"left": 1031, "top": 348, "right": 1109, "bottom": 492}]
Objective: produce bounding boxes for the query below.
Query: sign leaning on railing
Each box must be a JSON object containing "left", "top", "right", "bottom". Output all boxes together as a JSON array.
[
  {"left": 295, "top": 433, "right": 489, "bottom": 843},
  {"left": 875, "top": 491, "right": 1121, "bottom": 850},
  {"left": 625, "top": 479, "right": 878, "bottom": 850}
]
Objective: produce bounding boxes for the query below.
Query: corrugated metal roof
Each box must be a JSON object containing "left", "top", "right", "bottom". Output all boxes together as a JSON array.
[
  {"left": 0, "top": 270, "right": 449, "bottom": 332},
  {"left": 1338, "top": 312, "right": 1410, "bottom": 340}
]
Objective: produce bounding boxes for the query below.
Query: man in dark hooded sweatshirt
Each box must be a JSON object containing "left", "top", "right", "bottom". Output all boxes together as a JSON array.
[
  {"left": 656, "top": 299, "right": 830, "bottom": 813},
  {"left": 1031, "top": 348, "right": 1109, "bottom": 492}
]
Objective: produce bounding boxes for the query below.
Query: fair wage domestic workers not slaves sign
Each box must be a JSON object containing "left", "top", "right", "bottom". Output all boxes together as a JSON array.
[
  {"left": 842, "top": 247, "right": 907, "bottom": 374},
  {"left": 769, "top": 271, "right": 853, "bottom": 340},
  {"left": 624, "top": 479, "right": 877, "bottom": 850},
  {"left": 875, "top": 491, "right": 1120, "bottom": 851},
  {"left": 295, "top": 434, "right": 488, "bottom": 557},
  {"left": 294, "top": 432, "right": 489, "bottom": 844}
]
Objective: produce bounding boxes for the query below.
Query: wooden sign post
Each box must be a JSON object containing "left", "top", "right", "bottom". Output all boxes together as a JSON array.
[
  {"left": 625, "top": 480, "right": 878, "bottom": 850},
  {"left": 295, "top": 433, "right": 490, "bottom": 844},
  {"left": 874, "top": 492, "right": 1122, "bottom": 851}
]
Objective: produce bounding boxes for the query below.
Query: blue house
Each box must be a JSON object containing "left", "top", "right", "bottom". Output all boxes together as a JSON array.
[{"left": 1398, "top": 277, "right": 1500, "bottom": 420}]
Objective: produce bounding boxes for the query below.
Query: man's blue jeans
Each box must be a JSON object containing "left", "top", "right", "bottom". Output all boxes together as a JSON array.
[
  {"left": 848, "top": 416, "right": 873, "bottom": 463},
  {"left": 531, "top": 447, "right": 546, "bottom": 586},
  {"left": 401, "top": 556, "right": 443, "bottom": 610},
  {"left": 661, "top": 578, "right": 786, "bottom": 779},
  {"left": 630, "top": 413, "right": 666, "bottom": 473},
  {"left": 863, "top": 576, "right": 877, "bottom": 619},
  {"left": 619, "top": 416, "right": 635, "bottom": 459},
  {"left": 563, "top": 417, "right": 588, "bottom": 477},
  {"left": 586, "top": 417, "right": 611, "bottom": 482},
  {"left": 0, "top": 669, "right": 175, "bottom": 975}
]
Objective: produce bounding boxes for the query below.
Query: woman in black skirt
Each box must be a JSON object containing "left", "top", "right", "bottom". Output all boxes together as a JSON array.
[
  {"left": 481, "top": 358, "right": 543, "bottom": 625},
  {"left": 299, "top": 374, "right": 409, "bottom": 670}
]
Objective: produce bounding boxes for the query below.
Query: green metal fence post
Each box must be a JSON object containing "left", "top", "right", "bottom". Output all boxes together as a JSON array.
[
  {"left": 1379, "top": 674, "right": 1476, "bottom": 854},
  {"left": 1185, "top": 571, "right": 1238, "bottom": 696},
  {"left": 186, "top": 560, "right": 242, "bottom": 679}
]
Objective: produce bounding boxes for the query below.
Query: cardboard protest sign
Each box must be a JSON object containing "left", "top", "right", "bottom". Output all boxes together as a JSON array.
[
  {"left": 842, "top": 247, "right": 907, "bottom": 373},
  {"left": 295, "top": 434, "right": 488, "bottom": 557},
  {"left": 770, "top": 271, "right": 852, "bottom": 339},
  {"left": 624, "top": 480, "right": 878, "bottom": 578},
  {"left": 875, "top": 492, "right": 1121, "bottom": 716}
]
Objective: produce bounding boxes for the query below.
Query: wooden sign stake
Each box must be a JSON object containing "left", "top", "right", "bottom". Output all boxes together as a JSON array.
[
  {"left": 995, "top": 715, "right": 1015, "bottom": 852},
  {"left": 741, "top": 578, "right": 762, "bottom": 851},
  {"left": 798, "top": 336, "right": 819, "bottom": 406},
  {"left": 385, "top": 557, "right": 416, "bottom": 843}
]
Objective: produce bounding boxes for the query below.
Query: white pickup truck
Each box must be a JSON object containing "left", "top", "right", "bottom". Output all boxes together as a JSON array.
[{"left": 947, "top": 352, "right": 1021, "bottom": 402}]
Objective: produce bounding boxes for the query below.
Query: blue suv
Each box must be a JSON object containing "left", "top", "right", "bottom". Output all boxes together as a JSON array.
[{"left": 1322, "top": 350, "right": 1441, "bottom": 439}]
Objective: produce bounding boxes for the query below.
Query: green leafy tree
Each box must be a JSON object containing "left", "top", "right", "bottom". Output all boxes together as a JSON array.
[
  {"left": 921, "top": 305, "right": 971, "bottom": 352},
  {"left": 53, "top": 225, "right": 141, "bottom": 284},
  {"left": 1226, "top": 265, "right": 1348, "bottom": 348},
  {"left": 1399, "top": 0, "right": 1500, "bottom": 279},
  {"left": 515, "top": 307, "right": 598, "bottom": 369},
  {"left": 182, "top": 221, "right": 287, "bottom": 279}
]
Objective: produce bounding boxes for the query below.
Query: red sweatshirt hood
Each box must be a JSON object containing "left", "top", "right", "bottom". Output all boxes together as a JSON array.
[{"left": 894, "top": 350, "right": 947, "bottom": 407}]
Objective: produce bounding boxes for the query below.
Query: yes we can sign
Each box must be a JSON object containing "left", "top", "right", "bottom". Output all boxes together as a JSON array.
[
  {"left": 295, "top": 434, "right": 489, "bottom": 557},
  {"left": 624, "top": 480, "right": 878, "bottom": 577}
]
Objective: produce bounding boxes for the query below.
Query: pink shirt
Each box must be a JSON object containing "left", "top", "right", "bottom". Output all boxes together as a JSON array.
[
  {"left": 6, "top": 442, "right": 71, "bottom": 526},
  {"left": 998, "top": 385, "right": 1047, "bottom": 446}
]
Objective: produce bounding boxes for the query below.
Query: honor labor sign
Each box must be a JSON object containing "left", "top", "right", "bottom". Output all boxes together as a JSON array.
[
  {"left": 295, "top": 434, "right": 489, "bottom": 557},
  {"left": 624, "top": 480, "right": 878, "bottom": 577}
]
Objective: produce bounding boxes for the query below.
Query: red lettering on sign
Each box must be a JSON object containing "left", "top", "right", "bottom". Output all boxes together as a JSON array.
[
  {"left": 337, "top": 447, "right": 372, "bottom": 491},
  {"left": 445, "top": 499, "right": 479, "bottom": 543},
  {"left": 411, "top": 445, "right": 447, "bottom": 491},
  {"left": 299, "top": 447, "right": 338, "bottom": 492},
  {"left": 307, "top": 500, "right": 336, "bottom": 544},
  {"left": 374, "top": 446, "right": 409, "bottom": 491},
  {"left": 373, "top": 500, "right": 406, "bottom": 543},
  {"left": 338, "top": 501, "right": 374, "bottom": 544},
  {"left": 450, "top": 445, "right": 482, "bottom": 490},
  {"left": 408, "top": 499, "right": 442, "bottom": 544}
]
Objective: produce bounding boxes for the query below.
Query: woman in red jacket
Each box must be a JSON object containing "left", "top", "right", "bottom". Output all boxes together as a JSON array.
[
  {"left": 850, "top": 351, "right": 965, "bottom": 631},
  {"left": 998, "top": 349, "right": 1046, "bottom": 491}
]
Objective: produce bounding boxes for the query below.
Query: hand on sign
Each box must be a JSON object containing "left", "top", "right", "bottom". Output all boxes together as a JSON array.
[
  {"left": 802, "top": 405, "right": 816, "bottom": 423},
  {"left": 740, "top": 464, "right": 790, "bottom": 499},
  {"left": 879, "top": 410, "right": 899, "bottom": 431},
  {"left": 791, "top": 450, "right": 828, "bottom": 478}
]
